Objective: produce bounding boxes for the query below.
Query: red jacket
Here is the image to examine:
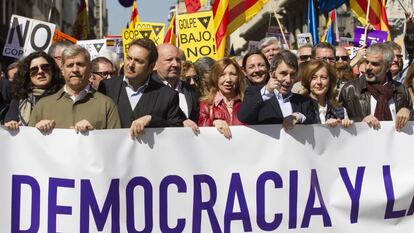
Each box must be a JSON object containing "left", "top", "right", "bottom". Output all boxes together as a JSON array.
[{"left": 198, "top": 96, "right": 245, "bottom": 126}]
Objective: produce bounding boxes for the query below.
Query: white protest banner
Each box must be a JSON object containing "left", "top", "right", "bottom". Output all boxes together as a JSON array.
[
  {"left": 297, "top": 33, "right": 313, "bottom": 47},
  {"left": 2, "top": 15, "right": 56, "bottom": 59},
  {"left": 77, "top": 39, "right": 107, "bottom": 59},
  {"left": 1, "top": 122, "right": 414, "bottom": 232}
]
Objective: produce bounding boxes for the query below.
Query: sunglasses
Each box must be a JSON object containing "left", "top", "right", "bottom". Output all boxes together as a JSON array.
[
  {"left": 29, "top": 64, "right": 51, "bottom": 77},
  {"left": 299, "top": 55, "right": 312, "bottom": 61},
  {"left": 317, "top": 56, "right": 336, "bottom": 62},
  {"left": 335, "top": 56, "right": 349, "bottom": 61},
  {"left": 184, "top": 75, "right": 200, "bottom": 82},
  {"left": 93, "top": 71, "right": 114, "bottom": 79}
]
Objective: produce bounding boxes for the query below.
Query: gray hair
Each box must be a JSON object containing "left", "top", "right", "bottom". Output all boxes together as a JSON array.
[
  {"left": 61, "top": 45, "right": 91, "bottom": 65},
  {"left": 91, "top": 56, "right": 113, "bottom": 73},
  {"left": 48, "top": 40, "right": 72, "bottom": 57},
  {"left": 367, "top": 43, "right": 394, "bottom": 67},
  {"left": 258, "top": 37, "right": 280, "bottom": 50}
]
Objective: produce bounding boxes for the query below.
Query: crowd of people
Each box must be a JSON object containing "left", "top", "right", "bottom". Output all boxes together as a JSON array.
[{"left": 1, "top": 13, "right": 414, "bottom": 139}]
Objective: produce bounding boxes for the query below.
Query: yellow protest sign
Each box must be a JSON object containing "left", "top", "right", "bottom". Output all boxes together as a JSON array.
[
  {"left": 177, "top": 11, "right": 218, "bottom": 62},
  {"left": 121, "top": 22, "right": 165, "bottom": 60}
]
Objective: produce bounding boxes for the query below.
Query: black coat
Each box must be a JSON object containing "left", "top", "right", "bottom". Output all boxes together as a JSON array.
[
  {"left": 151, "top": 74, "right": 199, "bottom": 123},
  {"left": 238, "top": 85, "right": 317, "bottom": 125},
  {"left": 98, "top": 75, "right": 185, "bottom": 128}
]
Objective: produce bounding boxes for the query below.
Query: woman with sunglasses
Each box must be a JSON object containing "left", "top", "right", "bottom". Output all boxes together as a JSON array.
[
  {"left": 4, "top": 51, "right": 63, "bottom": 130},
  {"left": 301, "top": 59, "right": 353, "bottom": 127}
]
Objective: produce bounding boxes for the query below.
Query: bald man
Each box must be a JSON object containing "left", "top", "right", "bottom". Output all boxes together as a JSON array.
[{"left": 154, "top": 43, "right": 200, "bottom": 134}]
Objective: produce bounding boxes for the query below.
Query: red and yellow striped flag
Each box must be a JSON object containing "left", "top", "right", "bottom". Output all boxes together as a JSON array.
[
  {"left": 164, "top": 13, "right": 176, "bottom": 45},
  {"left": 350, "top": 0, "right": 390, "bottom": 40},
  {"left": 72, "top": 0, "right": 89, "bottom": 40},
  {"left": 129, "top": 0, "right": 140, "bottom": 29},
  {"left": 213, "top": 0, "right": 269, "bottom": 58}
]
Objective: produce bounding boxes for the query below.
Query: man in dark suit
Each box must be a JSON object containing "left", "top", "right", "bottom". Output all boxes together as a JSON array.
[
  {"left": 99, "top": 38, "right": 184, "bottom": 137},
  {"left": 153, "top": 43, "right": 200, "bottom": 134},
  {"left": 238, "top": 50, "right": 316, "bottom": 129}
]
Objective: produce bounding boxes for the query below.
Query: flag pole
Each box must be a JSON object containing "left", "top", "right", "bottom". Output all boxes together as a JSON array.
[
  {"left": 271, "top": 3, "right": 289, "bottom": 49},
  {"left": 395, "top": 0, "right": 409, "bottom": 14},
  {"left": 48, "top": 0, "right": 55, "bottom": 22},
  {"left": 362, "top": 0, "right": 371, "bottom": 47}
]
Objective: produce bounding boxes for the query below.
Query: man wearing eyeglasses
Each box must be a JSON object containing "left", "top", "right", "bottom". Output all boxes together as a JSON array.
[
  {"left": 335, "top": 46, "right": 350, "bottom": 65},
  {"left": 312, "top": 42, "right": 336, "bottom": 65},
  {"left": 297, "top": 44, "right": 313, "bottom": 64},
  {"left": 89, "top": 57, "right": 115, "bottom": 90}
]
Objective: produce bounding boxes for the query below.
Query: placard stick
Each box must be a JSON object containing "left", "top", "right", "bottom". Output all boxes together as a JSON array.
[
  {"left": 395, "top": 0, "right": 409, "bottom": 14},
  {"left": 271, "top": 2, "right": 289, "bottom": 49},
  {"left": 362, "top": 0, "right": 371, "bottom": 46}
]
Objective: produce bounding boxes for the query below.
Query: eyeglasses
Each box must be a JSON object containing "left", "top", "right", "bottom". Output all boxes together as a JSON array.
[
  {"left": 299, "top": 55, "right": 312, "bottom": 61},
  {"left": 335, "top": 56, "right": 349, "bottom": 62},
  {"left": 93, "top": 71, "right": 114, "bottom": 79},
  {"left": 184, "top": 75, "right": 200, "bottom": 82},
  {"left": 29, "top": 64, "right": 51, "bottom": 77},
  {"left": 317, "top": 56, "right": 336, "bottom": 62}
]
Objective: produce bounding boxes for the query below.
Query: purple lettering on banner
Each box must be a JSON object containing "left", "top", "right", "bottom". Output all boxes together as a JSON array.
[
  {"left": 289, "top": 170, "right": 298, "bottom": 229},
  {"left": 192, "top": 174, "right": 222, "bottom": 233},
  {"left": 383, "top": 165, "right": 406, "bottom": 219},
  {"left": 407, "top": 196, "right": 414, "bottom": 216},
  {"left": 224, "top": 173, "right": 252, "bottom": 233},
  {"left": 339, "top": 166, "right": 365, "bottom": 223},
  {"left": 80, "top": 179, "right": 120, "bottom": 233},
  {"left": 301, "top": 169, "right": 332, "bottom": 228},
  {"left": 256, "top": 171, "right": 282, "bottom": 231},
  {"left": 11, "top": 175, "right": 40, "bottom": 233},
  {"left": 48, "top": 177, "right": 75, "bottom": 233},
  {"left": 159, "top": 175, "right": 187, "bottom": 233},
  {"left": 125, "top": 177, "right": 153, "bottom": 233}
]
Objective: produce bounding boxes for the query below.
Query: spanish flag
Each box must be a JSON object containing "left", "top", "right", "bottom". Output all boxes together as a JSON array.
[
  {"left": 213, "top": 0, "right": 269, "bottom": 58},
  {"left": 350, "top": 0, "right": 391, "bottom": 40},
  {"left": 164, "top": 13, "right": 176, "bottom": 45},
  {"left": 72, "top": 0, "right": 89, "bottom": 40},
  {"left": 129, "top": 0, "right": 140, "bottom": 29}
]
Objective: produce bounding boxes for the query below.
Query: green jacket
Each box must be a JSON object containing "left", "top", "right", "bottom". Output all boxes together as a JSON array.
[{"left": 29, "top": 87, "right": 121, "bottom": 129}]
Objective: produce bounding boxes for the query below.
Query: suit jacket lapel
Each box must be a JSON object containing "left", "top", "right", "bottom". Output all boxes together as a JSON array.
[
  {"left": 290, "top": 95, "right": 301, "bottom": 113},
  {"left": 269, "top": 95, "right": 284, "bottom": 118},
  {"left": 181, "top": 86, "right": 193, "bottom": 116},
  {"left": 134, "top": 78, "right": 159, "bottom": 117}
]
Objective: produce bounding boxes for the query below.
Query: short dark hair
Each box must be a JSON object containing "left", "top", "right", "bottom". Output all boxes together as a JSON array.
[
  {"left": 312, "top": 42, "right": 335, "bottom": 58},
  {"left": 128, "top": 38, "right": 158, "bottom": 65},
  {"left": 91, "top": 57, "right": 113, "bottom": 73},
  {"left": 242, "top": 49, "right": 270, "bottom": 70},
  {"left": 270, "top": 50, "right": 298, "bottom": 72}
]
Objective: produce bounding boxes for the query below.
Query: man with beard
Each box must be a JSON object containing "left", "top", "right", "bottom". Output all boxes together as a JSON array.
[
  {"left": 339, "top": 43, "right": 412, "bottom": 131},
  {"left": 238, "top": 50, "right": 316, "bottom": 129},
  {"left": 153, "top": 43, "right": 199, "bottom": 134},
  {"left": 242, "top": 50, "right": 270, "bottom": 86}
]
